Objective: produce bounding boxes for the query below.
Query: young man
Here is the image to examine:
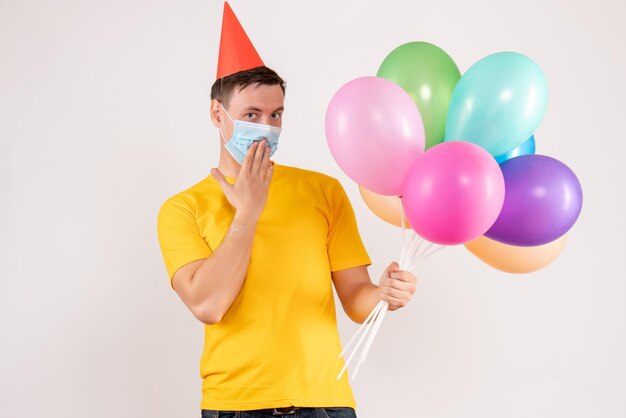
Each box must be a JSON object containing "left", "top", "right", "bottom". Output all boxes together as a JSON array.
[{"left": 157, "top": 3, "right": 417, "bottom": 417}]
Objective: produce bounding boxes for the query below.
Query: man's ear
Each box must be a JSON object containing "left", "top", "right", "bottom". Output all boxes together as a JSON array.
[{"left": 210, "top": 99, "right": 222, "bottom": 128}]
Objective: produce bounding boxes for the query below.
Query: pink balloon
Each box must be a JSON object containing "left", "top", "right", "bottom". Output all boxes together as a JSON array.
[
  {"left": 401, "top": 141, "right": 505, "bottom": 245},
  {"left": 325, "top": 76, "right": 425, "bottom": 196}
]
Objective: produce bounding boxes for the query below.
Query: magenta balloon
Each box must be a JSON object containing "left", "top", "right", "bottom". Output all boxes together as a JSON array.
[
  {"left": 325, "top": 76, "right": 425, "bottom": 195},
  {"left": 401, "top": 142, "right": 505, "bottom": 245}
]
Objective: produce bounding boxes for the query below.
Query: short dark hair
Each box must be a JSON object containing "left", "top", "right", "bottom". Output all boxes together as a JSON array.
[{"left": 210, "top": 65, "right": 287, "bottom": 109}]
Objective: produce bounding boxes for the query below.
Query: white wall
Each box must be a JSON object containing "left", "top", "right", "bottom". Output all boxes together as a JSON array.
[{"left": 1, "top": 0, "right": 624, "bottom": 417}]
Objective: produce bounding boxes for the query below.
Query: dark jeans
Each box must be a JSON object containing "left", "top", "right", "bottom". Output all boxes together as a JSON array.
[{"left": 201, "top": 407, "right": 357, "bottom": 418}]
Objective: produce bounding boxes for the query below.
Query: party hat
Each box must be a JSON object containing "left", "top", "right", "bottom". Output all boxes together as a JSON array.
[{"left": 216, "top": 1, "right": 264, "bottom": 79}]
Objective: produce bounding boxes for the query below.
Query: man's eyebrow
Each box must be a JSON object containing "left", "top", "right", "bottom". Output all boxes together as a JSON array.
[{"left": 243, "top": 106, "right": 284, "bottom": 112}]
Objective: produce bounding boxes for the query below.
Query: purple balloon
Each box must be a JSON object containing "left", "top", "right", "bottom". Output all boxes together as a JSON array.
[{"left": 485, "top": 154, "right": 582, "bottom": 246}]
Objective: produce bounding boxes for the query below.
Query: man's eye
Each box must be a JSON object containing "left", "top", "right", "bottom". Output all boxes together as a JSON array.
[
  {"left": 272, "top": 113, "right": 281, "bottom": 119},
  {"left": 245, "top": 113, "right": 255, "bottom": 118}
]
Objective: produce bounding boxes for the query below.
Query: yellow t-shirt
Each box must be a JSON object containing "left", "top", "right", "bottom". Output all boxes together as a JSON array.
[{"left": 156, "top": 161, "right": 372, "bottom": 411}]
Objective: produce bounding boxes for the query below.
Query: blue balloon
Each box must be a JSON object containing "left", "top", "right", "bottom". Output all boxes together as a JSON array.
[
  {"left": 444, "top": 52, "right": 548, "bottom": 157},
  {"left": 495, "top": 135, "right": 536, "bottom": 164}
]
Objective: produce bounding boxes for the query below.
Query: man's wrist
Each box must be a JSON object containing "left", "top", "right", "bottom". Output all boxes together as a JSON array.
[{"left": 232, "top": 211, "right": 259, "bottom": 230}]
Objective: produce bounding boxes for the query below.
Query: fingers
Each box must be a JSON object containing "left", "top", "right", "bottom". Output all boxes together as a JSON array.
[
  {"left": 381, "top": 274, "right": 416, "bottom": 292},
  {"left": 258, "top": 140, "right": 271, "bottom": 178},
  {"left": 242, "top": 138, "right": 268, "bottom": 178},
  {"left": 380, "top": 291, "right": 408, "bottom": 310},
  {"left": 211, "top": 168, "right": 230, "bottom": 191},
  {"left": 390, "top": 270, "right": 416, "bottom": 283},
  {"left": 380, "top": 280, "right": 409, "bottom": 306},
  {"left": 380, "top": 265, "right": 417, "bottom": 292},
  {"left": 253, "top": 139, "right": 269, "bottom": 178},
  {"left": 237, "top": 139, "right": 272, "bottom": 185},
  {"left": 380, "top": 261, "right": 416, "bottom": 311},
  {"left": 387, "top": 261, "right": 400, "bottom": 272},
  {"left": 382, "top": 284, "right": 414, "bottom": 299},
  {"left": 385, "top": 261, "right": 415, "bottom": 283},
  {"left": 241, "top": 141, "right": 259, "bottom": 176},
  {"left": 264, "top": 160, "right": 274, "bottom": 184}
]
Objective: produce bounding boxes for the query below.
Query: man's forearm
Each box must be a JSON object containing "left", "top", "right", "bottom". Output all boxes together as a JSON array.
[
  {"left": 347, "top": 282, "right": 383, "bottom": 324},
  {"left": 189, "top": 212, "right": 258, "bottom": 320}
]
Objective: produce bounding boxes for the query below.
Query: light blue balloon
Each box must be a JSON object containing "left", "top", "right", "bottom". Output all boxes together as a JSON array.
[
  {"left": 444, "top": 52, "right": 548, "bottom": 157},
  {"left": 495, "top": 135, "right": 536, "bottom": 164}
]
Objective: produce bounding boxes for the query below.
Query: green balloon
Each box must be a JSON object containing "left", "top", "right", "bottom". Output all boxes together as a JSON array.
[{"left": 377, "top": 42, "right": 461, "bottom": 150}]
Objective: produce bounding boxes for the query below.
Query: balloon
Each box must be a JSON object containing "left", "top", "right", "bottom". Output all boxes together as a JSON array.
[
  {"left": 377, "top": 41, "right": 461, "bottom": 150},
  {"left": 495, "top": 135, "right": 536, "bottom": 164},
  {"left": 401, "top": 141, "right": 505, "bottom": 245},
  {"left": 465, "top": 234, "right": 567, "bottom": 274},
  {"left": 444, "top": 52, "right": 548, "bottom": 157},
  {"left": 325, "top": 76, "right": 425, "bottom": 196},
  {"left": 485, "top": 154, "right": 583, "bottom": 246},
  {"left": 358, "top": 185, "right": 412, "bottom": 228}
]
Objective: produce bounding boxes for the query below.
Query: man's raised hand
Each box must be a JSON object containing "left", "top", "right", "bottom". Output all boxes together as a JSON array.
[{"left": 211, "top": 138, "right": 274, "bottom": 222}]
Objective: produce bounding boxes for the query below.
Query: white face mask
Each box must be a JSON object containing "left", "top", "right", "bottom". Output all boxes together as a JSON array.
[{"left": 219, "top": 103, "right": 281, "bottom": 164}]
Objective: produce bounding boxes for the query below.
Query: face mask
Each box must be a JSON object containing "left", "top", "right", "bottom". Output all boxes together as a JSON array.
[{"left": 219, "top": 103, "right": 281, "bottom": 164}]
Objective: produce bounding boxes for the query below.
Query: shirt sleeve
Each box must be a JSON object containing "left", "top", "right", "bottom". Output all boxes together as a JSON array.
[
  {"left": 326, "top": 178, "right": 372, "bottom": 272},
  {"left": 157, "top": 197, "right": 213, "bottom": 290}
]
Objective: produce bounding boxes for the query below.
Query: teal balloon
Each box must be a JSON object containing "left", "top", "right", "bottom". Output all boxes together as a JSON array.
[
  {"left": 495, "top": 135, "right": 536, "bottom": 164},
  {"left": 444, "top": 52, "right": 548, "bottom": 157}
]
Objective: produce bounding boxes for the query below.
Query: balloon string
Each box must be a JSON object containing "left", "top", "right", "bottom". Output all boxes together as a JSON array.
[
  {"left": 345, "top": 198, "right": 403, "bottom": 380},
  {"left": 400, "top": 199, "right": 406, "bottom": 265},
  {"left": 420, "top": 245, "right": 445, "bottom": 262},
  {"left": 418, "top": 241, "right": 434, "bottom": 259},
  {"left": 338, "top": 196, "right": 446, "bottom": 382},
  {"left": 408, "top": 244, "right": 445, "bottom": 271},
  {"left": 338, "top": 300, "right": 384, "bottom": 359},
  {"left": 352, "top": 300, "right": 389, "bottom": 380},
  {"left": 400, "top": 230, "right": 412, "bottom": 268},
  {"left": 408, "top": 232, "right": 423, "bottom": 268},
  {"left": 336, "top": 300, "right": 385, "bottom": 380},
  {"left": 400, "top": 201, "right": 423, "bottom": 270}
]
